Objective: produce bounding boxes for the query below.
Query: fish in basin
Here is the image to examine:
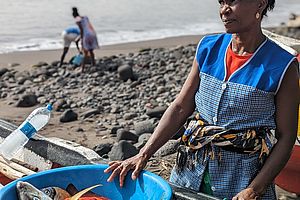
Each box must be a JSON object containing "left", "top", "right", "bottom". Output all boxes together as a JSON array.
[
  {"left": 16, "top": 181, "right": 108, "bottom": 200},
  {"left": 16, "top": 181, "right": 70, "bottom": 200},
  {"left": 65, "top": 183, "right": 109, "bottom": 200}
]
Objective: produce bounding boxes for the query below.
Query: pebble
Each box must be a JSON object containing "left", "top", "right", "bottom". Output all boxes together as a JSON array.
[{"left": 0, "top": 26, "right": 299, "bottom": 167}]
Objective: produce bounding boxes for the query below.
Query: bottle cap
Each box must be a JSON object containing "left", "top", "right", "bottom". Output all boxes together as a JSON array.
[{"left": 46, "top": 104, "right": 53, "bottom": 111}]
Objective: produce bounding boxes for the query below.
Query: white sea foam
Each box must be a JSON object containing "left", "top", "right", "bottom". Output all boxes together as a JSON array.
[{"left": 0, "top": 0, "right": 298, "bottom": 54}]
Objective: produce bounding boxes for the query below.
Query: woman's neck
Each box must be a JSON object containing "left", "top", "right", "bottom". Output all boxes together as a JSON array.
[{"left": 231, "top": 31, "right": 266, "bottom": 56}]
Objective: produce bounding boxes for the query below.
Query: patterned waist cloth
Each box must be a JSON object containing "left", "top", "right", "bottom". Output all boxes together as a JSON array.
[{"left": 175, "top": 113, "right": 277, "bottom": 172}]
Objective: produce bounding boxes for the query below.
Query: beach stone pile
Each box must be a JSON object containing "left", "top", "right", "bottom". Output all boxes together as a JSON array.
[{"left": 0, "top": 44, "right": 196, "bottom": 161}]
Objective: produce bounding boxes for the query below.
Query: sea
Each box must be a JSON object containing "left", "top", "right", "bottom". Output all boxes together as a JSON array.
[{"left": 0, "top": 0, "right": 299, "bottom": 54}]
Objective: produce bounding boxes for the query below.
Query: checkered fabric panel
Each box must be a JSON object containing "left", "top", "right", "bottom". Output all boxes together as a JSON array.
[
  {"left": 195, "top": 73, "right": 276, "bottom": 130},
  {"left": 170, "top": 146, "right": 277, "bottom": 199},
  {"left": 208, "top": 146, "right": 276, "bottom": 199},
  {"left": 169, "top": 162, "right": 205, "bottom": 191}
]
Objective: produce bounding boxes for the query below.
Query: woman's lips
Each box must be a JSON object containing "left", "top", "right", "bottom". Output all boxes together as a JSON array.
[{"left": 223, "top": 19, "right": 235, "bottom": 25}]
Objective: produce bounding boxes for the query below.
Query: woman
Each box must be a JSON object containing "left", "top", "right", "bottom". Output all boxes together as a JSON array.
[
  {"left": 72, "top": 7, "right": 99, "bottom": 72},
  {"left": 104, "top": 0, "right": 299, "bottom": 199}
]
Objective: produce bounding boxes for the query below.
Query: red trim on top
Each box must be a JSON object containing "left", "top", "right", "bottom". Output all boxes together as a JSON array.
[{"left": 297, "top": 54, "right": 300, "bottom": 62}]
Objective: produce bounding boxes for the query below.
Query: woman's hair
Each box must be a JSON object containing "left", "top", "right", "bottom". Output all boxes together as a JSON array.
[
  {"left": 72, "top": 7, "right": 79, "bottom": 18},
  {"left": 262, "top": 0, "right": 275, "bottom": 17}
]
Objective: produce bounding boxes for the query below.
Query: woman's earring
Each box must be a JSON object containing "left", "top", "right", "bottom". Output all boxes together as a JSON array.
[{"left": 256, "top": 12, "right": 260, "bottom": 19}]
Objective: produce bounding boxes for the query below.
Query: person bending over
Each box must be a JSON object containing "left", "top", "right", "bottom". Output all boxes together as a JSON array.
[{"left": 59, "top": 27, "right": 81, "bottom": 67}]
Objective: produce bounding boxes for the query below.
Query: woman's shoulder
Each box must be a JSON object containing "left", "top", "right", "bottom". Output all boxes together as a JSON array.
[
  {"left": 199, "top": 33, "right": 230, "bottom": 46},
  {"left": 196, "top": 33, "right": 231, "bottom": 51},
  {"left": 202, "top": 32, "right": 228, "bottom": 39},
  {"left": 262, "top": 38, "right": 296, "bottom": 67},
  {"left": 195, "top": 33, "right": 231, "bottom": 66},
  {"left": 266, "top": 37, "right": 298, "bottom": 57}
]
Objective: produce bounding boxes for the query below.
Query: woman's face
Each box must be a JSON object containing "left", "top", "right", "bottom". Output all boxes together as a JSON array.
[{"left": 218, "top": 0, "right": 260, "bottom": 33}]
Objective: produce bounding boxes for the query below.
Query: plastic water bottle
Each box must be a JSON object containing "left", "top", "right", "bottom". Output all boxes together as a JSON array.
[{"left": 0, "top": 104, "right": 52, "bottom": 160}]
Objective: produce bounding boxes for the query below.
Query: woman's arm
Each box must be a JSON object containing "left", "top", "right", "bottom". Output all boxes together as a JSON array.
[
  {"left": 104, "top": 58, "right": 201, "bottom": 187},
  {"left": 139, "top": 58, "right": 200, "bottom": 159},
  {"left": 75, "top": 39, "right": 80, "bottom": 52},
  {"left": 234, "top": 60, "right": 300, "bottom": 199},
  {"left": 76, "top": 21, "right": 84, "bottom": 51},
  {"left": 75, "top": 17, "right": 84, "bottom": 42}
]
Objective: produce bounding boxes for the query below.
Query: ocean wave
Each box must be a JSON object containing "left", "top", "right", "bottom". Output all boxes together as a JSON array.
[
  {"left": 0, "top": 19, "right": 294, "bottom": 54},
  {"left": 0, "top": 23, "right": 224, "bottom": 54}
]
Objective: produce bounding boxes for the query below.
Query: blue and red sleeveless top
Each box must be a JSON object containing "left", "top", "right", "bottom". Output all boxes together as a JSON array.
[
  {"left": 195, "top": 33, "right": 295, "bottom": 130},
  {"left": 170, "top": 33, "right": 296, "bottom": 199}
]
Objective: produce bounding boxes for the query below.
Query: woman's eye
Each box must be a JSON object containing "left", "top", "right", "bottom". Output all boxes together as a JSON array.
[{"left": 219, "top": 0, "right": 238, "bottom": 6}]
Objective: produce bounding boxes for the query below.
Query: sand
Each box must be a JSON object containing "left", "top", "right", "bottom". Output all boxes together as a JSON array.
[
  {"left": 0, "top": 35, "right": 203, "bottom": 149},
  {"left": 0, "top": 35, "right": 202, "bottom": 71}
]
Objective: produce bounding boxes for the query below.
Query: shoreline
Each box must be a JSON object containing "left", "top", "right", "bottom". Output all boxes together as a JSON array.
[
  {"left": 0, "top": 34, "right": 203, "bottom": 71},
  {"left": 1, "top": 27, "right": 299, "bottom": 71}
]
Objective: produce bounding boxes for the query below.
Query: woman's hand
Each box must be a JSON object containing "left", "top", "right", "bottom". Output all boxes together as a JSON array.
[
  {"left": 232, "top": 187, "right": 260, "bottom": 200},
  {"left": 104, "top": 153, "right": 149, "bottom": 187}
]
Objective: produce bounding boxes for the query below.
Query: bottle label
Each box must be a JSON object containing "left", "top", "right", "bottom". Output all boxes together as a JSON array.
[{"left": 20, "top": 122, "right": 37, "bottom": 138}]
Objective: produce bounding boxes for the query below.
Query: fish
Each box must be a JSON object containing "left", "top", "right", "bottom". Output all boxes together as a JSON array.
[
  {"left": 41, "top": 186, "right": 71, "bottom": 200},
  {"left": 16, "top": 181, "right": 53, "bottom": 200},
  {"left": 65, "top": 183, "right": 109, "bottom": 200},
  {"left": 67, "top": 198, "right": 109, "bottom": 200},
  {"left": 16, "top": 181, "right": 107, "bottom": 200},
  {"left": 66, "top": 184, "right": 102, "bottom": 200}
]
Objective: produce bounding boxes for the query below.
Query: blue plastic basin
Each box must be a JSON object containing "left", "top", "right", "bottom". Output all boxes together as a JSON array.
[{"left": 0, "top": 164, "right": 172, "bottom": 200}]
